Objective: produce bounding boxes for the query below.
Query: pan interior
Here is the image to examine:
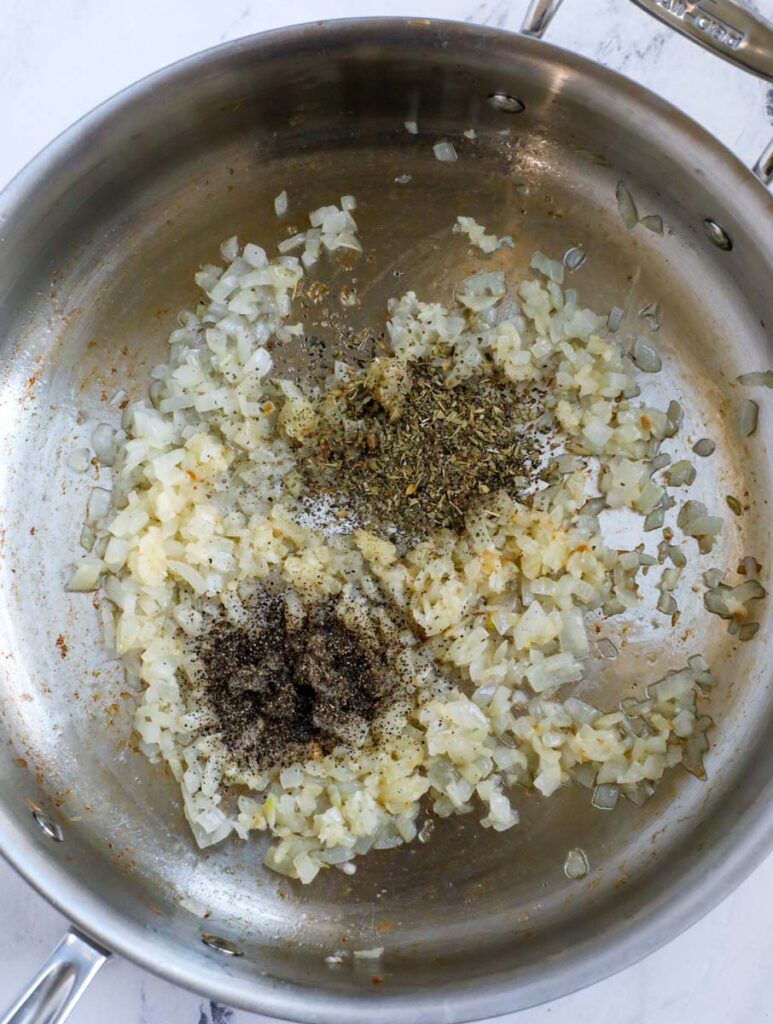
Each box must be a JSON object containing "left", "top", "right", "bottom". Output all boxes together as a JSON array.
[{"left": 0, "top": 23, "right": 770, "bottom": 1019}]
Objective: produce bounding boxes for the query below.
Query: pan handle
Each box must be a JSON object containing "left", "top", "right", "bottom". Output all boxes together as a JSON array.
[
  {"left": 521, "top": 0, "right": 773, "bottom": 185},
  {"left": 523, "top": 0, "right": 773, "bottom": 80},
  {"left": 0, "top": 930, "right": 109, "bottom": 1024},
  {"left": 628, "top": 0, "right": 773, "bottom": 82}
]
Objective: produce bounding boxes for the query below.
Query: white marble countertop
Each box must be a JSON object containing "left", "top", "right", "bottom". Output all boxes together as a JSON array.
[{"left": 0, "top": 0, "right": 771, "bottom": 1022}]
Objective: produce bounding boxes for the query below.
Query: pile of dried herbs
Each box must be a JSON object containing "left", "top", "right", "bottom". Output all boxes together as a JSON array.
[{"left": 294, "top": 358, "right": 547, "bottom": 538}]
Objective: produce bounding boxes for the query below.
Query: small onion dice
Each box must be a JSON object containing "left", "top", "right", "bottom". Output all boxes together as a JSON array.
[{"left": 632, "top": 336, "right": 662, "bottom": 373}]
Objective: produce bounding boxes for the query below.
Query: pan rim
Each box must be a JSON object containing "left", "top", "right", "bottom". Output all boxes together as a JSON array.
[{"left": 1, "top": 16, "right": 772, "bottom": 1023}]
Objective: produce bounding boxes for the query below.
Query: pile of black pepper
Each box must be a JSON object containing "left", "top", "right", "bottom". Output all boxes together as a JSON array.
[
  {"left": 194, "top": 594, "right": 405, "bottom": 773},
  {"left": 293, "top": 357, "right": 547, "bottom": 539}
]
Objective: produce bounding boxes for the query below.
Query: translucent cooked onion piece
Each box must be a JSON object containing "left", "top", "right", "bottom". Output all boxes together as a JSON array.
[
  {"left": 643, "top": 507, "right": 665, "bottom": 532},
  {"left": 454, "top": 216, "right": 514, "bottom": 254},
  {"left": 632, "top": 335, "right": 662, "bottom": 373},
  {"left": 725, "top": 495, "right": 742, "bottom": 516},
  {"left": 692, "top": 438, "right": 716, "bottom": 457},
  {"left": 738, "top": 555, "right": 762, "bottom": 578},
  {"left": 677, "top": 500, "right": 723, "bottom": 553},
  {"left": 667, "top": 460, "right": 696, "bottom": 487},
  {"left": 664, "top": 400, "right": 683, "bottom": 438},
  {"left": 220, "top": 235, "right": 239, "bottom": 262},
  {"left": 456, "top": 270, "right": 507, "bottom": 311},
  {"left": 737, "top": 399, "right": 759, "bottom": 438},
  {"left": 737, "top": 370, "right": 773, "bottom": 388},
  {"left": 616, "top": 182, "right": 638, "bottom": 230},
  {"left": 704, "top": 576, "right": 765, "bottom": 640},
  {"left": 607, "top": 305, "right": 624, "bottom": 332},
  {"left": 433, "top": 141, "right": 458, "bottom": 162},
  {"left": 595, "top": 638, "right": 618, "bottom": 660},
  {"left": 667, "top": 545, "right": 686, "bottom": 568},
  {"left": 530, "top": 251, "right": 565, "bottom": 284},
  {"left": 564, "top": 847, "right": 589, "bottom": 879},
  {"left": 639, "top": 214, "right": 663, "bottom": 234},
  {"left": 92, "top": 423, "right": 117, "bottom": 467},
  {"left": 563, "top": 247, "right": 586, "bottom": 272},
  {"left": 592, "top": 784, "right": 619, "bottom": 811},
  {"left": 703, "top": 568, "right": 724, "bottom": 589},
  {"left": 67, "top": 448, "right": 91, "bottom": 473},
  {"left": 622, "top": 780, "right": 656, "bottom": 806},
  {"left": 86, "top": 486, "right": 112, "bottom": 525},
  {"left": 682, "top": 716, "right": 712, "bottom": 779},
  {"left": 66, "top": 556, "right": 105, "bottom": 592}
]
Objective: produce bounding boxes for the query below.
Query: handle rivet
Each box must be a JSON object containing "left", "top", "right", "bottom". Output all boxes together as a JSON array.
[
  {"left": 703, "top": 219, "right": 733, "bottom": 251},
  {"left": 487, "top": 93, "right": 525, "bottom": 113},
  {"left": 201, "top": 933, "right": 243, "bottom": 957},
  {"left": 32, "top": 809, "right": 64, "bottom": 842}
]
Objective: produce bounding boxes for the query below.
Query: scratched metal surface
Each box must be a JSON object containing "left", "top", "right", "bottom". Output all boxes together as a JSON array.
[{"left": 0, "top": 19, "right": 771, "bottom": 1024}]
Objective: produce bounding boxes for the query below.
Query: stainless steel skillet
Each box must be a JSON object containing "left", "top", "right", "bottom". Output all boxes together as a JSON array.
[{"left": 0, "top": 2, "right": 771, "bottom": 1022}]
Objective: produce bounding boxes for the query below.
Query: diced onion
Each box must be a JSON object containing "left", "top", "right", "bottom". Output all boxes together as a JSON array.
[
  {"left": 737, "top": 370, "right": 773, "bottom": 388},
  {"left": 563, "top": 247, "right": 586, "bottom": 271},
  {"left": 703, "top": 568, "right": 724, "bottom": 589},
  {"left": 404, "top": 120, "right": 418, "bottom": 135},
  {"left": 639, "top": 214, "right": 663, "bottom": 234},
  {"left": 87, "top": 486, "right": 112, "bottom": 524},
  {"left": 66, "top": 557, "right": 105, "bottom": 592},
  {"left": 667, "top": 545, "right": 686, "bottom": 568},
  {"left": 677, "top": 500, "right": 723, "bottom": 553},
  {"left": 738, "top": 555, "right": 761, "bottom": 578},
  {"left": 274, "top": 191, "right": 288, "bottom": 217},
  {"left": 592, "top": 784, "right": 619, "bottom": 811},
  {"left": 692, "top": 437, "right": 715, "bottom": 457},
  {"left": 643, "top": 507, "right": 665, "bottom": 532},
  {"left": 68, "top": 448, "right": 91, "bottom": 473},
  {"left": 615, "top": 182, "right": 638, "bottom": 230},
  {"left": 667, "top": 460, "right": 696, "bottom": 487},
  {"left": 564, "top": 847, "right": 589, "bottom": 879},
  {"left": 433, "top": 141, "right": 458, "bottom": 162},
  {"left": 353, "top": 946, "right": 383, "bottom": 959},
  {"left": 737, "top": 623, "right": 760, "bottom": 641},
  {"left": 530, "top": 251, "right": 564, "bottom": 284},
  {"left": 726, "top": 494, "right": 742, "bottom": 516},
  {"left": 632, "top": 336, "right": 661, "bottom": 373},
  {"left": 278, "top": 234, "right": 306, "bottom": 254},
  {"left": 596, "top": 638, "right": 618, "bottom": 660},
  {"left": 456, "top": 271, "right": 506, "bottom": 311},
  {"left": 92, "top": 423, "right": 116, "bottom": 466},
  {"left": 664, "top": 400, "right": 683, "bottom": 438},
  {"left": 737, "top": 399, "right": 759, "bottom": 438},
  {"left": 607, "top": 306, "right": 624, "bottom": 332},
  {"left": 220, "top": 236, "right": 239, "bottom": 262}
]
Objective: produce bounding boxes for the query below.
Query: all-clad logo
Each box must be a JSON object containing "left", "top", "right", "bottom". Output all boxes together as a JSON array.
[{"left": 653, "top": 0, "right": 745, "bottom": 50}]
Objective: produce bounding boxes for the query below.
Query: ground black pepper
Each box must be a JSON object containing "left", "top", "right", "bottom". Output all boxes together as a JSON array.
[{"left": 194, "top": 594, "right": 404, "bottom": 773}]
